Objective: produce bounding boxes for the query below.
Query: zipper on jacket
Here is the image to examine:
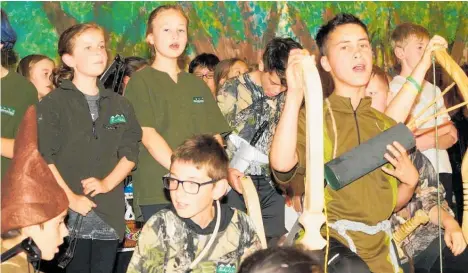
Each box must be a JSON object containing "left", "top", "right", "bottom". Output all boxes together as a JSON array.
[{"left": 353, "top": 110, "right": 361, "bottom": 144}]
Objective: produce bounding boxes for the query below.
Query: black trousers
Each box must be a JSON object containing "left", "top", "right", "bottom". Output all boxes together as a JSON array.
[
  {"left": 65, "top": 239, "right": 119, "bottom": 273},
  {"left": 439, "top": 173, "right": 453, "bottom": 208},
  {"left": 222, "top": 175, "right": 287, "bottom": 242}
]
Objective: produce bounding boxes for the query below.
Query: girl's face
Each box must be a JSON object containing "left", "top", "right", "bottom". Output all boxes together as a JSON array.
[
  {"left": 227, "top": 61, "right": 249, "bottom": 79},
  {"left": 63, "top": 28, "right": 107, "bottom": 78},
  {"left": 365, "top": 74, "right": 389, "bottom": 112},
  {"left": 147, "top": 9, "right": 188, "bottom": 60},
  {"left": 29, "top": 59, "right": 55, "bottom": 99}
]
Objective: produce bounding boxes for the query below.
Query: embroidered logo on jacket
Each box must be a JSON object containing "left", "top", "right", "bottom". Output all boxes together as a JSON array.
[
  {"left": 1, "top": 106, "right": 15, "bottom": 116},
  {"left": 193, "top": 96, "right": 204, "bottom": 104},
  {"left": 109, "top": 114, "right": 127, "bottom": 125},
  {"left": 216, "top": 263, "right": 236, "bottom": 273}
]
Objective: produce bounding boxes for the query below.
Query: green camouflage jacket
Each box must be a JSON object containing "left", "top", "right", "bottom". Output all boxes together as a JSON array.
[
  {"left": 217, "top": 73, "right": 285, "bottom": 176},
  {"left": 127, "top": 206, "right": 262, "bottom": 273}
]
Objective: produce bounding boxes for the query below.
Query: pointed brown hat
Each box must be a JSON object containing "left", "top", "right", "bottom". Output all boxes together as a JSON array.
[{"left": 1, "top": 106, "right": 69, "bottom": 234}]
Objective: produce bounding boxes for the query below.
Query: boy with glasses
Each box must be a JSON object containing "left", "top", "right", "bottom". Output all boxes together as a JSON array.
[{"left": 127, "top": 134, "right": 261, "bottom": 273}]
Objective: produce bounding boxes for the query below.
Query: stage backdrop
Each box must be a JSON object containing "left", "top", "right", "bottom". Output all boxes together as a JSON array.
[{"left": 2, "top": 1, "right": 467, "bottom": 72}]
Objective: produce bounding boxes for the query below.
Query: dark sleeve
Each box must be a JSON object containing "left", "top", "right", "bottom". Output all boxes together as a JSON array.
[
  {"left": 125, "top": 74, "right": 159, "bottom": 128},
  {"left": 12, "top": 81, "right": 39, "bottom": 138},
  {"left": 117, "top": 98, "right": 142, "bottom": 164},
  {"left": 37, "top": 97, "right": 62, "bottom": 164}
]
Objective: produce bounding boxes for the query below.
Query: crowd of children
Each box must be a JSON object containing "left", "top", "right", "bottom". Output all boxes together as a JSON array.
[{"left": 1, "top": 4, "right": 468, "bottom": 273}]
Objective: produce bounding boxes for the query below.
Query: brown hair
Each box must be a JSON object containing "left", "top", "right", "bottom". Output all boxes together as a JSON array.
[
  {"left": 213, "top": 58, "right": 244, "bottom": 92},
  {"left": 17, "top": 54, "right": 54, "bottom": 79},
  {"left": 171, "top": 134, "right": 228, "bottom": 181},
  {"left": 391, "top": 23, "right": 430, "bottom": 49},
  {"left": 370, "top": 65, "right": 390, "bottom": 87},
  {"left": 52, "top": 23, "right": 104, "bottom": 87},
  {"left": 146, "top": 5, "right": 188, "bottom": 59}
]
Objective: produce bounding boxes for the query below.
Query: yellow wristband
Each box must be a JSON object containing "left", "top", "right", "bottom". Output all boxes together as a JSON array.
[{"left": 405, "top": 82, "right": 420, "bottom": 95}]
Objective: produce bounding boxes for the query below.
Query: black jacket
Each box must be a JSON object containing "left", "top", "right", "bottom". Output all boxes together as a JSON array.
[{"left": 37, "top": 80, "right": 142, "bottom": 238}]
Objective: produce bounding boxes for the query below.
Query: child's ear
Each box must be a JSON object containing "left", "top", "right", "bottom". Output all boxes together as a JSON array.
[
  {"left": 258, "top": 60, "right": 264, "bottom": 72},
  {"left": 394, "top": 47, "right": 405, "bottom": 61},
  {"left": 62, "top": 53, "right": 76, "bottom": 69},
  {"left": 212, "top": 179, "right": 228, "bottom": 200},
  {"left": 146, "top": 33, "right": 155, "bottom": 46},
  {"left": 320, "top": 56, "right": 331, "bottom": 72}
]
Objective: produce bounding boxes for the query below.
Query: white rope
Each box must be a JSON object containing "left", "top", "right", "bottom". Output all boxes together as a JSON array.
[
  {"left": 189, "top": 200, "right": 221, "bottom": 269},
  {"left": 431, "top": 55, "right": 444, "bottom": 273}
]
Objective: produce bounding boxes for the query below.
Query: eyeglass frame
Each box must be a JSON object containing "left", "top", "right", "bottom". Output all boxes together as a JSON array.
[
  {"left": 162, "top": 176, "right": 218, "bottom": 194},
  {"left": 194, "top": 71, "right": 214, "bottom": 80}
]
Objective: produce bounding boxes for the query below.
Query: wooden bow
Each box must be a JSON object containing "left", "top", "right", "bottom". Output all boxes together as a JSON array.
[
  {"left": 298, "top": 53, "right": 327, "bottom": 250},
  {"left": 241, "top": 176, "right": 268, "bottom": 249},
  {"left": 430, "top": 49, "right": 468, "bottom": 242}
]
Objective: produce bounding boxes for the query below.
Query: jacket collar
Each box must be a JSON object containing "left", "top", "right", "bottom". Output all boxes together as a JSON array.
[
  {"left": 60, "top": 79, "right": 113, "bottom": 98},
  {"left": 326, "top": 92, "right": 372, "bottom": 114}
]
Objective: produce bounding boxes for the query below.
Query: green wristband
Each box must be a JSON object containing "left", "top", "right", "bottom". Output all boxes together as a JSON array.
[{"left": 406, "top": 76, "right": 422, "bottom": 93}]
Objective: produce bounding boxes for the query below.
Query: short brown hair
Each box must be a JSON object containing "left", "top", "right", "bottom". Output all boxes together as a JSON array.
[
  {"left": 391, "top": 23, "right": 430, "bottom": 49},
  {"left": 146, "top": 5, "right": 188, "bottom": 59},
  {"left": 370, "top": 65, "right": 390, "bottom": 87},
  {"left": 171, "top": 134, "right": 228, "bottom": 181}
]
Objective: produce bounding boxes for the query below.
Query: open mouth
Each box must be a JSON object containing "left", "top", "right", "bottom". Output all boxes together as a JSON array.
[
  {"left": 169, "top": 43, "right": 180, "bottom": 50},
  {"left": 352, "top": 64, "right": 366, "bottom": 72},
  {"left": 175, "top": 201, "right": 188, "bottom": 209}
]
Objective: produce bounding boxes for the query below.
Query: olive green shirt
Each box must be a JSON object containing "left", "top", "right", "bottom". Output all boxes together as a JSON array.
[
  {"left": 125, "top": 67, "right": 231, "bottom": 206},
  {"left": 1, "top": 72, "right": 38, "bottom": 179},
  {"left": 273, "top": 93, "right": 400, "bottom": 273}
]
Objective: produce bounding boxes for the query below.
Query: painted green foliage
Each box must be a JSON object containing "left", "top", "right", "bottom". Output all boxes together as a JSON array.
[{"left": 1, "top": 1, "right": 466, "bottom": 68}]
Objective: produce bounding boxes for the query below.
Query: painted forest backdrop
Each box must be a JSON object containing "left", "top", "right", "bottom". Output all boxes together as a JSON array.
[{"left": 2, "top": 1, "right": 467, "bottom": 79}]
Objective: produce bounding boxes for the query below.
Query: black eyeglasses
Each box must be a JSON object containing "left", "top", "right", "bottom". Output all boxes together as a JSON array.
[{"left": 162, "top": 176, "right": 217, "bottom": 194}]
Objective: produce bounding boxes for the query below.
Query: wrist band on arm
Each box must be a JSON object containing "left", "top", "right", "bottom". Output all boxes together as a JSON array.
[
  {"left": 406, "top": 76, "right": 422, "bottom": 93},
  {"left": 405, "top": 81, "right": 420, "bottom": 95}
]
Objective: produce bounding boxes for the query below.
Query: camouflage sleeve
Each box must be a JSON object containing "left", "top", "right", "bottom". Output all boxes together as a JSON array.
[
  {"left": 217, "top": 75, "right": 253, "bottom": 119},
  {"left": 237, "top": 211, "right": 263, "bottom": 263},
  {"left": 127, "top": 215, "right": 166, "bottom": 273},
  {"left": 417, "top": 180, "right": 454, "bottom": 217}
]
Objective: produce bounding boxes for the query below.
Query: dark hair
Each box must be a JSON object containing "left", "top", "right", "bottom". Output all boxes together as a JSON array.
[
  {"left": 17, "top": 54, "right": 54, "bottom": 79},
  {"left": 1, "top": 9, "right": 18, "bottom": 68},
  {"left": 1, "top": 229, "right": 21, "bottom": 240},
  {"left": 189, "top": 53, "right": 220, "bottom": 73},
  {"left": 213, "top": 58, "right": 244, "bottom": 91},
  {"left": 238, "top": 246, "right": 323, "bottom": 273},
  {"left": 171, "top": 134, "right": 228, "bottom": 181},
  {"left": 123, "top": 56, "right": 148, "bottom": 77},
  {"left": 146, "top": 5, "right": 188, "bottom": 60},
  {"left": 52, "top": 23, "right": 104, "bottom": 87},
  {"left": 316, "top": 13, "right": 369, "bottom": 56},
  {"left": 262, "top": 37, "right": 303, "bottom": 88}
]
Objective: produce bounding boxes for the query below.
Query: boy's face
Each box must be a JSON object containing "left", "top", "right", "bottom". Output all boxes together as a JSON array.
[
  {"left": 169, "top": 160, "right": 226, "bottom": 224},
  {"left": 193, "top": 66, "right": 216, "bottom": 94},
  {"left": 321, "top": 24, "right": 373, "bottom": 89},
  {"left": 397, "top": 35, "right": 429, "bottom": 71},
  {"left": 260, "top": 71, "right": 287, "bottom": 97},
  {"left": 365, "top": 74, "right": 389, "bottom": 112},
  {"left": 23, "top": 210, "right": 68, "bottom": 260}
]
